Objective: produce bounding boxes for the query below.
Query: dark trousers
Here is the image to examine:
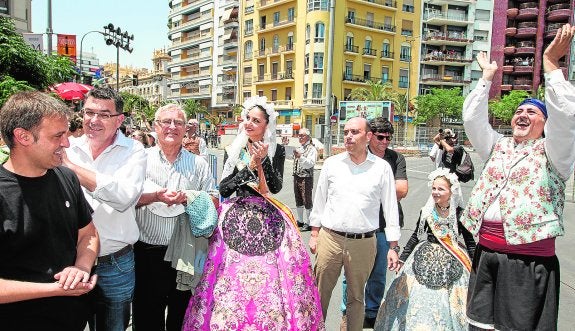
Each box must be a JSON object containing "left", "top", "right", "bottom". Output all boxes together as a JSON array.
[
  {"left": 294, "top": 175, "right": 313, "bottom": 209},
  {"left": 132, "top": 241, "right": 192, "bottom": 331},
  {"left": 467, "top": 244, "right": 560, "bottom": 331}
]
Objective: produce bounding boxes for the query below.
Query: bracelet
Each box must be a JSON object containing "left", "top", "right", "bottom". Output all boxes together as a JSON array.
[{"left": 390, "top": 245, "right": 400, "bottom": 253}]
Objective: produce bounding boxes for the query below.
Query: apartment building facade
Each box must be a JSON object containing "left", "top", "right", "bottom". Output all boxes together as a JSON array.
[
  {"left": 1, "top": 0, "right": 31, "bottom": 33},
  {"left": 167, "top": 0, "right": 240, "bottom": 120},
  {"left": 239, "top": 0, "right": 421, "bottom": 136},
  {"left": 418, "top": 0, "right": 481, "bottom": 96},
  {"left": 490, "top": 0, "right": 573, "bottom": 98}
]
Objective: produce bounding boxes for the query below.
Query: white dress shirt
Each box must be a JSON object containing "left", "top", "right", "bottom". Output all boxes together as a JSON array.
[
  {"left": 309, "top": 151, "right": 400, "bottom": 241},
  {"left": 67, "top": 132, "right": 147, "bottom": 256},
  {"left": 463, "top": 69, "right": 575, "bottom": 221}
]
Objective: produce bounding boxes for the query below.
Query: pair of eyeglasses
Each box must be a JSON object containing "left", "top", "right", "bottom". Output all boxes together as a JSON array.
[
  {"left": 82, "top": 109, "right": 122, "bottom": 120},
  {"left": 156, "top": 119, "right": 186, "bottom": 128},
  {"left": 374, "top": 134, "right": 392, "bottom": 141}
]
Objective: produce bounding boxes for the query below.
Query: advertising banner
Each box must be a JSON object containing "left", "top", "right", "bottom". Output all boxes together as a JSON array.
[
  {"left": 23, "top": 33, "right": 44, "bottom": 52},
  {"left": 338, "top": 101, "right": 394, "bottom": 124},
  {"left": 57, "top": 34, "right": 77, "bottom": 63}
]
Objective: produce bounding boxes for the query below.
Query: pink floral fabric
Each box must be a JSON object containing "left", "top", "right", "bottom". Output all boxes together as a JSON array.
[{"left": 183, "top": 196, "right": 325, "bottom": 330}]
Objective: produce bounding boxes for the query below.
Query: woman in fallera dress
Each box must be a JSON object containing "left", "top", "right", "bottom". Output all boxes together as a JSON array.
[
  {"left": 375, "top": 168, "right": 476, "bottom": 331},
  {"left": 182, "top": 96, "right": 324, "bottom": 331}
]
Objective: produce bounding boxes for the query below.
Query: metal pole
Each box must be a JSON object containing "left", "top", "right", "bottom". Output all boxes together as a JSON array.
[
  {"left": 79, "top": 31, "right": 104, "bottom": 84},
  {"left": 323, "top": 0, "right": 336, "bottom": 157},
  {"left": 46, "top": 0, "right": 53, "bottom": 55},
  {"left": 116, "top": 46, "right": 120, "bottom": 91}
]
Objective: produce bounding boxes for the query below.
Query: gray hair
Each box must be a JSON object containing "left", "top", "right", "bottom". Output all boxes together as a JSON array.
[{"left": 155, "top": 103, "right": 187, "bottom": 122}]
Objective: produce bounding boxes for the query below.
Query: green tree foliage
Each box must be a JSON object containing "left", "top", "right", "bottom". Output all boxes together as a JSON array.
[
  {"left": 414, "top": 88, "right": 464, "bottom": 124},
  {"left": 120, "top": 91, "right": 155, "bottom": 120},
  {"left": 0, "top": 17, "right": 75, "bottom": 91},
  {"left": 488, "top": 90, "right": 531, "bottom": 124},
  {"left": 349, "top": 80, "right": 410, "bottom": 117},
  {"left": 0, "top": 76, "right": 34, "bottom": 106},
  {"left": 182, "top": 99, "right": 208, "bottom": 120},
  {"left": 349, "top": 80, "right": 394, "bottom": 101}
]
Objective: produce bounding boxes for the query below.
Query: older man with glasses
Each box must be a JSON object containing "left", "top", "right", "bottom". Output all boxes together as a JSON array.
[
  {"left": 293, "top": 128, "right": 317, "bottom": 232},
  {"left": 63, "top": 86, "right": 147, "bottom": 331},
  {"left": 133, "top": 104, "right": 216, "bottom": 331}
]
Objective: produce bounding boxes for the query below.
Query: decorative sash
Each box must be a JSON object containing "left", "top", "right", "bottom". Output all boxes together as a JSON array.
[{"left": 427, "top": 215, "right": 472, "bottom": 272}]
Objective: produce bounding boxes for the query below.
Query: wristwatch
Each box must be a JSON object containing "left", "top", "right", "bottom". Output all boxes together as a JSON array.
[{"left": 390, "top": 245, "right": 400, "bottom": 253}]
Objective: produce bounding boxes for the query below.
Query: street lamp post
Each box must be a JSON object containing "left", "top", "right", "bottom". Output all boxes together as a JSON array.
[
  {"left": 404, "top": 36, "right": 416, "bottom": 146},
  {"left": 79, "top": 30, "right": 105, "bottom": 83},
  {"left": 103, "top": 23, "right": 134, "bottom": 91}
]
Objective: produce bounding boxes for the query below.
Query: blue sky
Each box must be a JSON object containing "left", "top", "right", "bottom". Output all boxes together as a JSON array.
[{"left": 31, "top": 0, "right": 169, "bottom": 69}]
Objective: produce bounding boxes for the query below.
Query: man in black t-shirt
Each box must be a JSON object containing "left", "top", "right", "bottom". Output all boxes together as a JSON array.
[{"left": 0, "top": 92, "right": 99, "bottom": 331}]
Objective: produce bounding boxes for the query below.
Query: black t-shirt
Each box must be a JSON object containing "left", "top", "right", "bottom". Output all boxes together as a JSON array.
[
  {"left": 374, "top": 148, "right": 408, "bottom": 230},
  {"left": 0, "top": 165, "right": 93, "bottom": 330}
]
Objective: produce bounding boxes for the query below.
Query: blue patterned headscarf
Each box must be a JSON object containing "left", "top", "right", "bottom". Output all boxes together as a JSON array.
[{"left": 519, "top": 98, "right": 547, "bottom": 119}]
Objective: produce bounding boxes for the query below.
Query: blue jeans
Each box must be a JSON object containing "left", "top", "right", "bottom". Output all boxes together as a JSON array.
[
  {"left": 90, "top": 249, "right": 135, "bottom": 331},
  {"left": 341, "top": 231, "right": 389, "bottom": 319}
]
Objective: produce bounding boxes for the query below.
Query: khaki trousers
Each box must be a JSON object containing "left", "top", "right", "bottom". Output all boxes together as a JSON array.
[{"left": 314, "top": 228, "right": 377, "bottom": 331}]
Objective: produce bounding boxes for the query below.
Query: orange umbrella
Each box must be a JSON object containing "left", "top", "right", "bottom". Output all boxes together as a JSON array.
[{"left": 50, "top": 82, "right": 94, "bottom": 101}]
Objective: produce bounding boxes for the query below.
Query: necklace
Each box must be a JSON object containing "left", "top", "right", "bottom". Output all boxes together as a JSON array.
[{"left": 436, "top": 204, "right": 450, "bottom": 212}]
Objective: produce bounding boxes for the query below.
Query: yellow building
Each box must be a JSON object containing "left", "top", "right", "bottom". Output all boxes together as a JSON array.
[{"left": 239, "top": 0, "right": 421, "bottom": 138}]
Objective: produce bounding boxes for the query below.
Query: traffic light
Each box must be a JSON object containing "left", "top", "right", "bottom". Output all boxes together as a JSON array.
[{"left": 132, "top": 74, "right": 138, "bottom": 86}]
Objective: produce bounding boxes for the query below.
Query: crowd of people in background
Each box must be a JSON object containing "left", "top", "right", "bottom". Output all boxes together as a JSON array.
[{"left": 0, "top": 24, "right": 574, "bottom": 331}]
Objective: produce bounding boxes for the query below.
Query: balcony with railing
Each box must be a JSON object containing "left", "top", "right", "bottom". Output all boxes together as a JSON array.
[
  {"left": 342, "top": 73, "right": 382, "bottom": 84},
  {"left": 512, "top": 78, "right": 533, "bottom": 90},
  {"left": 400, "top": 55, "right": 411, "bottom": 62},
  {"left": 506, "top": 26, "right": 517, "bottom": 37},
  {"left": 422, "top": 31, "right": 473, "bottom": 45},
  {"left": 420, "top": 73, "right": 469, "bottom": 85},
  {"left": 344, "top": 44, "right": 360, "bottom": 54},
  {"left": 257, "top": 17, "right": 295, "bottom": 32},
  {"left": 421, "top": 52, "right": 473, "bottom": 65},
  {"left": 507, "top": 7, "right": 519, "bottom": 19},
  {"left": 258, "top": 0, "right": 291, "bottom": 10},
  {"left": 217, "top": 74, "right": 236, "bottom": 86},
  {"left": 517, "top": 2, "right": 538, "bottom": 20},
  {"left": 501, "top": 84, "right": 513, "bottom": 91},
  {"left": 274, "top": 100, "right": 294, "bottom": 109},
  {"left": 515, "top": 41, "right": 535, "bottom": 55},
  {"left": 545, "top": 22, "right": 564, "bottom": 38},
  {"left": 254, "top": 72, "right": 294, "bottom": 83},
  {"left": 350, "top": 0, "right": 397, "bottom": 10},
  {"left": 502, "top": 65, "right": 514, "bottom": 73},
  {"left": 302, "top": 98, "right": 325, "bottom": 106},
  {"left": 363, "top": 47, "right": 377, "bottom": 56},
  {"left": 171, "top": 29, "right": 212, "bottom": 48},
  {"left": 218, "top": 55, "right": 237, "bottom": 66},
  {"left": 516, "top": 21, "right": 537, "bottom": 37},
  {"left": 513, "top": 62, "right": 534, "bottom": 74},
  {"left": 547, "top": 3, "right": 572, "bottom": 22},
  {"left": 423, "top": 11, "right": 470, "bottom": 26},
  {"left": 380, "top": 50, "right": 394, "bottom": 59},
  {"left": 345, "top": 16, "right": 396, "bottom": 33},
  {"left": 243, "top": 76, "right": 252, "bottom": 86}
]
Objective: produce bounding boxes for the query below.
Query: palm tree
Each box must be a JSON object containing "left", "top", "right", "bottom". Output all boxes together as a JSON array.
[
  {"left": 182, "top": 99, "right": 208, "bottom": 120},
  {"left": 349, "top": 80, "right": 394, "bottom": 101}
]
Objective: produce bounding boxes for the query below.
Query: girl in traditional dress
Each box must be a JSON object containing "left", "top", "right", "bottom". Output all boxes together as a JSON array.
[
  {"left": 375, "top": 168, "right": 476, "bottom": 331},
  {"left": 182, "top": 96, "right": 324, "bottom": 330}
]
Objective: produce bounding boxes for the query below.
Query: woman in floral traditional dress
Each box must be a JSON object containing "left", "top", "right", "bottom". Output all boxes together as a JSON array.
[
  {"left": 182, "top": 96, "right": 324, "bottom": 331},
  {"left": 375, "top": 168, "right": 476, "bottom": 331}
]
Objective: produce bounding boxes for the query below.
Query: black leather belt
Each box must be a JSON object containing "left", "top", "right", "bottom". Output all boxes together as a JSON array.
[
  {"left": 327, "top": 228, "right": 377, "bottom": 239},
  {"left": 97, "top": 245, "right": 133, "bottom": 264}
]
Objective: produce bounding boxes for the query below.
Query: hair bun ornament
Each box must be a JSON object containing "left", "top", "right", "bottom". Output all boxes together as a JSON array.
[
  {"left": 428, "top": 168, "right": 460, "bottom": 189},
  {"left": 241, "top": 96, "right": 277, "bottom": 123}
]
